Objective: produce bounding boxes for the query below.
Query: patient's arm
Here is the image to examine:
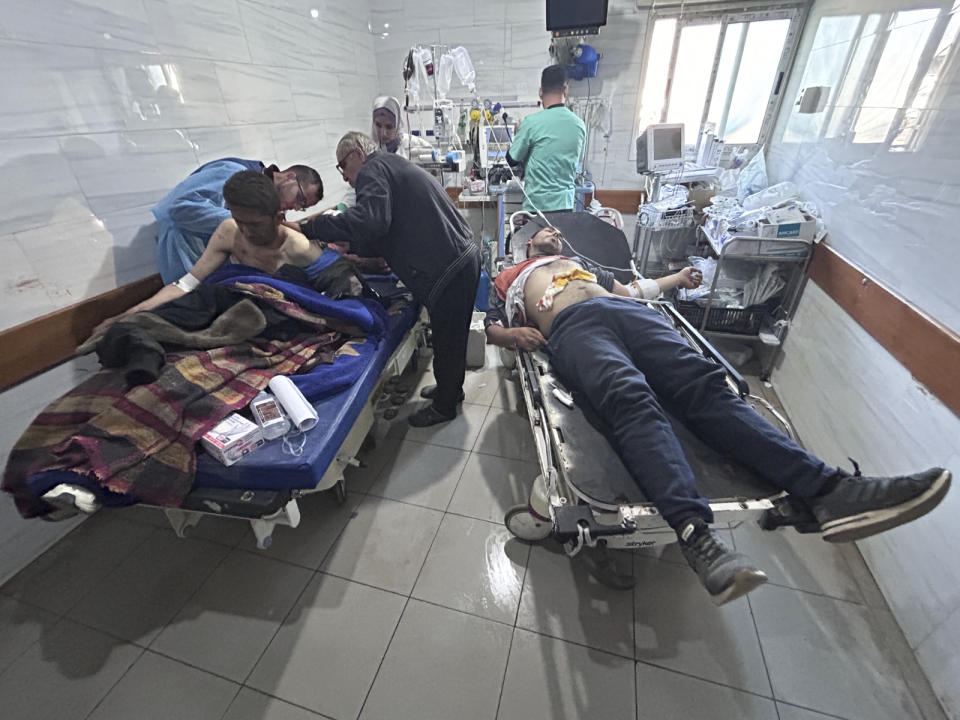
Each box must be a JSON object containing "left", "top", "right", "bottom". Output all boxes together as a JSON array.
[
  {"left": 486, "top": 324, "right": 546, "bottom": 351},
  {"left": 656, "top": 267, "right": 702, "bottom": 293},
  {"left": 117, "top": 220, "right": 233, "bottom": 319},
  {"left": 611, "top": 267, "right": 703, "bottom": 299}
]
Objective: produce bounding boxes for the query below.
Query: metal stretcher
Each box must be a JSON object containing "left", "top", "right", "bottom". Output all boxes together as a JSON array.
[{"left": 498, "top": 212, "right": 803, "bottom": 567}]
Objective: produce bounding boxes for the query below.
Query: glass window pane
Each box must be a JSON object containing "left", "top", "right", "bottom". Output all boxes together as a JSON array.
[
  {"left": 825, "top": 14, "right": 883, "bottom": 139},
  {"left": 724, "top": 18, "right": 791, "bottom": 144},
  {"left": 638, "top": 18, "right": 676, "bottom": 129},
  {"left": 707, "top": 23, "right": 744, "bottom": 132},
  {"left": 665, "top": 23, "right": 721, "bottom": 143},
  {"left": 892, "top": 8, "right": 960, "bottom": 151},
  {"left": 782, "top": 15, "right": 861, "bottom": 142},
  {"left": 854, "top": 8, "right": 938, "bottom": 143}
]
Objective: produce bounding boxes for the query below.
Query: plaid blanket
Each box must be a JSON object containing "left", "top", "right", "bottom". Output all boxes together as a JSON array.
[{"left": 2, "top": 281, "right": 368, "bottom": 518}]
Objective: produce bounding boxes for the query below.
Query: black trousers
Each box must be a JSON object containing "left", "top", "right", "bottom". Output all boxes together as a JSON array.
[
  {"left": 428, "top": 254, "right": 481, "bottom": 416},
  {"left": 548, "top": 296, "right": 835, "bottom": 529}
]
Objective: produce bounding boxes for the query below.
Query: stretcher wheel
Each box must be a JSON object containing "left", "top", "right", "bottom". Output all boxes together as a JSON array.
[
  {"left": 505, "top": 504, "right": 552, "bottom": 542},
  {"left": 334, "top": 478, "right": 347, "bottom": 505}
]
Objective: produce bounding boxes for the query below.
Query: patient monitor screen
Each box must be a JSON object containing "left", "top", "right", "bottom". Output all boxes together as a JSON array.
[
  {"left": 652, "top": 126, "right": 683, "bottom": 163},
  {"left": 482, "top": 125, "right": 514, "bottom": 167}
]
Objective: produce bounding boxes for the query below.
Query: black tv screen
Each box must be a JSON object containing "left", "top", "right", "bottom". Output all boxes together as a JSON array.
[{"left": 546, "top": 0, "right": 609, "bottom": 31}]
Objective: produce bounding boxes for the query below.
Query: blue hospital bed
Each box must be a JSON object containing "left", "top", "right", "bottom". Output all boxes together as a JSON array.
[{"left": 162, "top": 291, "right": 425, "bottom": 549}]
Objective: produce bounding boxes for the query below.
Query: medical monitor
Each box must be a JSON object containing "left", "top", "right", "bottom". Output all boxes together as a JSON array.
[
  {"left": 645, "top": 123, "right": 684, "bottom": 172},
  {"left": 546, "top": 0, "right": 608, "bottom": 37},
  {"left": 479, "top": 125, "right": 514, "bottom": 168}
]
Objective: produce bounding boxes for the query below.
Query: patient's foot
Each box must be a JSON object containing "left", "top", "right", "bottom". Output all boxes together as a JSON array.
[
  {"left": 408, "top": 404, "right": 456, "bottom": 428},
  {"left": 809, "top": 466, "right": 950, "bottom": 543},
  {"left": 677, "top": 518, "right": 767, "bottom": 605},
  {"left": 41, "top": 484, "right": 102, "bottom": 521},
  {"left": 419, "top": 384, "right": 465, "bottom": 403}
]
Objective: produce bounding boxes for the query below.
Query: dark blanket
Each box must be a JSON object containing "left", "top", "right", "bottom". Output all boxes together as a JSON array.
[{"left": 2, "top": 279, "right": 388, "bottom": 518}]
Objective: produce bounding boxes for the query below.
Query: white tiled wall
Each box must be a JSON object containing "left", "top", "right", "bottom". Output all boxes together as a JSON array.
[
  {"left": 369, "top": 0, "right": 648, "bottom": 189},
  {"left": 767, "top": 1, "right": 960, "bottom": 716},
  {"left": 0, "top": 0, "right": 379, "bottom": 579},
  {"left": 0, "top": 0, "right": 379, "bottom": 333}
]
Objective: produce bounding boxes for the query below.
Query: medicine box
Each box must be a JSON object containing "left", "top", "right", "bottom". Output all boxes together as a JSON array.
[
  {"left": 756, "top": 210, "right": 817, "bottom": 241},
  {"left": 200, "top": 413, "right": 264, "bottom": 466}
]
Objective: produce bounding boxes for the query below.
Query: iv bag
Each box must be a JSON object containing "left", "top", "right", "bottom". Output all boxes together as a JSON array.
[
  {"left": 450, "top": 46, "right": 476, "bottom": 92},
  {"left": 437, "top": 52, "right": 454, "bottom": 99}
]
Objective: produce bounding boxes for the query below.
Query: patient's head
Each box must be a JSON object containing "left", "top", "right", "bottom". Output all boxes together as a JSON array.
[
  {"left": 527, "top": 227, "right": 564, "bottom": 258},
  {"left": 224, "top": 170, "right": 283, "bottom": 247}
]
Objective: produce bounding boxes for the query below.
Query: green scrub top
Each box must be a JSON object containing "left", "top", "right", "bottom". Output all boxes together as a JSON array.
[{"left": 508, "top": 105, "right": 586, "bottom": 213}]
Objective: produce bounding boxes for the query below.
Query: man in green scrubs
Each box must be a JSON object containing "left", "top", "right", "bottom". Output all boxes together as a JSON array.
[{"left": 506, "top": 65, "right": 586, "bottom": 213}]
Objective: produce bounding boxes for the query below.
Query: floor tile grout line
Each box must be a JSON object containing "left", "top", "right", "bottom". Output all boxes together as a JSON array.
[
  {"left": 634, "top": 544, "right": 872, "bottom": 607},
  {"left": 745, "top": 593, "right": 778, "bottom": 706},
  {"left": 229, "top": 686, "right": 340, "bottom": 720},
  {"left": 80, "top": 645, "right": 148, "bottom": 720},
  {"left": 43, "top": 519, "right": 161, "bottom": 621},
  {"left": 143, "top": 537, "right": 240, "bottom": 655},
  {"left": 493, "top": 623, "right": 519, "bottom": 720},
  {"left": 517, "top": 624, "right": 637, "bottom": 664},
  {"left": 217, "top": 682, "right": 246, "bottom": 720},
  {"left": 774, "top": 699, "right": 855, "bottom": 720},
  {"left": 355, "top": 595, "right": 413, "bottom": 720},
  {"left": 634, "top": 655, "right": 780, "bottom": 703},
  {"left": 238, "top": 495, "right": 369, "bottom": 689}
]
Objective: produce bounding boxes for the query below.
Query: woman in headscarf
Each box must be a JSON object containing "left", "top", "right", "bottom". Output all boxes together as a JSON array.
[{"left": 371, "top": 95, "right": 433, "bottom": 160}]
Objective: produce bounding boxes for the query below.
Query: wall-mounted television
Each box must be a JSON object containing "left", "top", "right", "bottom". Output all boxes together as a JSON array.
[{"left": 546, "top": 0, "right": 608, "bottom": 37}]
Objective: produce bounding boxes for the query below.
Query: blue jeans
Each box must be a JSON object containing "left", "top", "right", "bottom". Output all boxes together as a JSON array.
[{"left": 547, "top": 297, "right": 834, "bottom": 529}]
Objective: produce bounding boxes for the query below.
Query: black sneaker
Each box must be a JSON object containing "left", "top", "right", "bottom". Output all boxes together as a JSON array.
[
  {"left": 677, "top": 519, "right": 767, "bottom": 605},
  {"left": 809, "top": 464, "right": 951, "bottom": 543},
  {"left": 408, "top": 404, "right": 456, "bottom": 427},
  {"left": 419, "top": 384, "right": 465, "bottom": 402}
]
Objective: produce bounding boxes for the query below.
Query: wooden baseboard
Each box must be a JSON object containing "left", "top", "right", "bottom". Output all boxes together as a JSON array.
[
  {"left": 0, "top": 275, "right": 164, "bottom": 392},
  {"left": 808, "top": 244, "right": 960, "bottom": 418}
]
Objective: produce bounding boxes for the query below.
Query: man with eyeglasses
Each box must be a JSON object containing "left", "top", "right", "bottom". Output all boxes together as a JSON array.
[
  {"left": 116, "top": 171, "right": 329, "bottom": 319},
  {"left": 299, "top": 131, "right": 480, "bottom": 428},
  {"left": 153, "top": 157, "right": 323, "bottom": 284}
]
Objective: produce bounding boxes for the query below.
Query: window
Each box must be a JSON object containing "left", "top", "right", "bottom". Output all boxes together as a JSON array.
[
  {"left": 637, "top": 6, "right": 805, "bottom": 150},
  {"left": 789, "top": 3, "right": 959, "bottom": 152}
]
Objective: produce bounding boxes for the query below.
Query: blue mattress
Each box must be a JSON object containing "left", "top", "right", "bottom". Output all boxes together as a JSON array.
[{"left": 193, "top": 300, "right": 419, "bottom": 491}]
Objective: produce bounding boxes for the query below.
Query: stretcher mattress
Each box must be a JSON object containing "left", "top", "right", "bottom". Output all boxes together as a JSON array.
[{"left": 193, "top": 299, "right": 419, "bottom": 492}]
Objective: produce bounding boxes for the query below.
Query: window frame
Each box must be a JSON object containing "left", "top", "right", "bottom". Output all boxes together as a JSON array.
[{"left": 636, "top": 2, "right": 809, "bottom": 152}]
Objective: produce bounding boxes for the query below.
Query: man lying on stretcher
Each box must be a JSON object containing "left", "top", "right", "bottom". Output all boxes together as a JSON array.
[{"left": 484, "top": 225, "right": 951, "bottom": 606}]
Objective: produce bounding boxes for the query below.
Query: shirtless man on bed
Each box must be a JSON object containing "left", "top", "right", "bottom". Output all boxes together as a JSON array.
[
  {"left": 485, "top": 225, "right": 951, "bottom": 605},
  {"left": 120, "top": 170, "right": 326, "bottom": 317}
]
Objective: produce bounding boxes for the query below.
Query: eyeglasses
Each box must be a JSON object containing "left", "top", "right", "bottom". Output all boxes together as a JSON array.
[
  {"left": 336, "top": 149, "right": 358, "bottom": 176},
  {"left": 295, "top": 176, "right": 307, "bottom": 210}
]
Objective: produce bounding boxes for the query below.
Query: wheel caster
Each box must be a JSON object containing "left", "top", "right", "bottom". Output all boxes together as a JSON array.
[
  {"left": 504, "top": 504, "right": 552, "bottom": 542},
  {"left": 333, "top": 478, "right": 347, "bottom": 505}
]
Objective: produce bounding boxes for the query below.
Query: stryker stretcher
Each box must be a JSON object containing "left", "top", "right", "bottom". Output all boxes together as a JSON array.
[
  {"left": 498, "top": 212, "right": 803, "bottom": 568},
  {"left": 162, "top": 278, "right": 426, "bottom": 549}
]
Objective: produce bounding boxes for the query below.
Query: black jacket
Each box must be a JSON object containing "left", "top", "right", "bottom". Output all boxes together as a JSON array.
[{"left": 300, "top": 152, "right": 475, "bottom": 308}]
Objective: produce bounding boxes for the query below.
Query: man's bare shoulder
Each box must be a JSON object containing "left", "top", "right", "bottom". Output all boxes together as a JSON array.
[
  {"left": 210, "top": 218, "right": 239, "bottom": 248},
  {"left": 281, "top": 225, "right": 323, "bottom": 266}
]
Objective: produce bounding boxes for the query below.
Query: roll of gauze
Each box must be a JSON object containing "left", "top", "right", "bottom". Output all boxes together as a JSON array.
[{"left": 268, "top": 375, "right": 318, "bottom": 432}]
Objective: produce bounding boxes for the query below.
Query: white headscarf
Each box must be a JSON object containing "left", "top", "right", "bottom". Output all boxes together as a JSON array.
[{"left": 371, "top": 95, "right": 432, "bottom": 159}]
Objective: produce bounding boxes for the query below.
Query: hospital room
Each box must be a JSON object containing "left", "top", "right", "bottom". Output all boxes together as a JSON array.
[{"left": 1, "top": 0, "right": 959, "bottom": 717}]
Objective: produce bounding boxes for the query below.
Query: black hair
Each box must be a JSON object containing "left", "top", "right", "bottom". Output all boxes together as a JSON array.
[
  {"left": 285, "top": 164, "right": 323, "bottom": 200},
  {"left": 223, "top": 170, "right": 280, "bottom": 215},
  {"left": 541, "top": 64, "right": 568, "bottom": 94}
]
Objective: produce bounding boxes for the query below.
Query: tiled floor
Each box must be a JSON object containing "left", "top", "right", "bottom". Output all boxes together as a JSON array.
[{"left": 0, "top": 346, "right": 947, "bottom": 720}]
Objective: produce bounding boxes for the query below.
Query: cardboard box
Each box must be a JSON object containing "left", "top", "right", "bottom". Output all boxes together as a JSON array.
[
  {"left": 200, "top": 413, "right": 264, "bottom": 466},
  {"left": 466, "top": 311, "right": 486, "bottom": 369},
  {"left": 756, "top": 210, "right": 817, "bottom": 241}
]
